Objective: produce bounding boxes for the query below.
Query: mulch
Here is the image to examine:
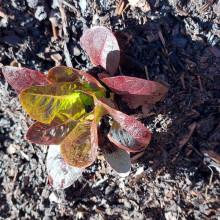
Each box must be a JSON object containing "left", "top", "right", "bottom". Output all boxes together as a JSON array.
[{"left": 0, "top": 0, "right": 219, "bottom": 219}]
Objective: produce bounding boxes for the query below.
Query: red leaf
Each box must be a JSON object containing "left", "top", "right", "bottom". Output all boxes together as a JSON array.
[
  {"left": 47, "top": 145, "right": 84, "bottom": 189},
  {"left": 26, "top": 118, "right": 78, "bottom": 145},
  {"left": 102, "top": 76, "right": 168, "bottom": 109},
  {"left": 95, "top": 99, "right": 151, "bottom": 152},
  {"left": 80, "top": 26, "right": 120, "bottom": 75},
  {"left": 61, "top": 120, "right": 99, "bottom": 168},
  {"left": 47, "top": 66, "right": 104, "bottom": 90},
  {"left": 2, "top": 66, "right": 48, "bottom": 94}
]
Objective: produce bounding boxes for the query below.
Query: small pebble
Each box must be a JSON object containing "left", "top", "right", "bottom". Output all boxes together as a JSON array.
[
  {"left": 73, "top": 46, "right": 81, "bottom": 56},
  {"left": 0, "top": 7, "right": 7, "bottom": 18},
  {"left": 7, "top": 144, "right": 16, "bottom": 155},
  {"left": 49, "top": 192, "right": 60, "bottom": 203},
  {"left": 51, "top": 53, "right": 62, "bottom": 62},
  {"left": 8, "top": 168, "right": 15, "bottom": 177}
]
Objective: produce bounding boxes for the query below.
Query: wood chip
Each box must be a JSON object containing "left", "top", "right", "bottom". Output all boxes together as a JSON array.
[
  {"left": 172, "top": 122, "right": 197, "bottom": 162},
  {"left": 158, "top": 28, "right": 166, "bottom": 48},
  {"left": 115, "top": 0, "right": 125, "bottom": 15},
  {"left": 144, "top": 65, "right": 150, "bottom": 80},
  {"left": 179, "top": 122, "right": 197, "bottom": 149},
  {"left": 51, "top": 23, "right": 58, "bottom": 41},
  {"left": 63, "top": 42, "right": 73, "bottom": 67},
  {"left": 20, "top": 150, "right": 30, "bottom": 161},
  {"left": 191, "top": 190, "right": 198, "bottom": 197},
  {"left": 199, "top": 0, "right": 214, "bottom": 11},
  {"left": 209, "top": 46, "right": 220, "bottom": 58},
  {"left": 175, "top": 8, "right": 189, "bottom": 16},
  {"left": 203, "top": 150, "right": 220, "bottom": 164},
  {"left": 131, "top": 152, "right": 144, "bottom": 162}
]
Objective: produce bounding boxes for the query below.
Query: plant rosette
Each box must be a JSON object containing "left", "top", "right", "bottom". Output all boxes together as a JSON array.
[{"left": 1, "top": 26, "right": 168, "bottom": 189}]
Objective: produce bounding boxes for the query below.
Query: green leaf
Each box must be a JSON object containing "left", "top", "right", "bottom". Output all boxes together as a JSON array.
[{"left": 20, "top": 82, "right": 94, "bottom": 124}]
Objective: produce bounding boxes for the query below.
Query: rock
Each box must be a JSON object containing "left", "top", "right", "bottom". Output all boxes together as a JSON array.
[
  {"left": 124, "top": 199, "right": 132, "bottom": 209},
  {"left": 73, "top": 46, "right": 81, "bottom": 56},
  {"left": 35, "top": 6, "right": 47, "bottom": 21},
  {"left": 8, "top": 168, "right": 15, "bottom": 177},
  {"left": 51, "top": 0, "right": 61, "bottom": 9},
  {"left": 129, "top": 0, "right": 141, "bottom": 7},
  {"left": 51, "top": 53, "right": 62, "bottom": 62},
  {"left": 6, "top": 144, "right": 16, "bottom": 155},
  {"left": 49, "top": 192, "right": 61, "bottom": 203},
  {"left": 26, "top": 0, "right": 39, "bottom": 8},
  {"left": 79, "top": 0, "right": 87, "bottom": 14}
]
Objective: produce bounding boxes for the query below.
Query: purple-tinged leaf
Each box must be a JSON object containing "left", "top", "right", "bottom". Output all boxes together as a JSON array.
[
  {"left": 61, "top": 120, "right": 98, "bottom": 168},
  {"left": 47, "top": 145, "right": 84, "bottom": 189},
  {"left": 47, "top": 66, "right": 104, "bottom": 90},
  {"left": 26, "top": 118, "right": 78, "bottom": 145},
  {"left": 102, "top": 76, "right": 168, "bottom": 109},
  {"left": 2, "top": 66, "right": 48, "bottom": 94},
  {"left": 80, "top": 26, "right": 120, "bottom": 75},
  {"left": 95, "top": 99, "right": 151, "bottom": 152}
]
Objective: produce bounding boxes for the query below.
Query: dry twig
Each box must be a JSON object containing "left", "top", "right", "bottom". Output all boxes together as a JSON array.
[
  {"left": 199, "top": 0, "right": 214, "bottom": 11},
  {"left": 172, "top": 122, "right": 197, "bottom": 162},
  {"left": 145, "top": 65, "right": 150, "bottom": 80}
]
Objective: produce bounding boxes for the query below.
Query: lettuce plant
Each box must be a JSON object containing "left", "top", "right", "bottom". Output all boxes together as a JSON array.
[{"left": 1, "top": 26, "right": 168, "bottom": 189}]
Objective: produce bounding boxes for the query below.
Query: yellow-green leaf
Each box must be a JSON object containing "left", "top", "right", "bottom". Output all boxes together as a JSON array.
[{"left": 20, "top": 82, "right": 94, "bottom": 124}]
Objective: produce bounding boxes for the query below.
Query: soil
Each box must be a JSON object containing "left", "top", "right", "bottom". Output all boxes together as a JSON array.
[{"left": 0, "top": 0, "right": 220, "bottom": 219}]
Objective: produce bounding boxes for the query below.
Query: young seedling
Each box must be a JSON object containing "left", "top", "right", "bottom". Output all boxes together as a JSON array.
[{"left": 1, "top": 26, "right": 168, "bottom": 189}]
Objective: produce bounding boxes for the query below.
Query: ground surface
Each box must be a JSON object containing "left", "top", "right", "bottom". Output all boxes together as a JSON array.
[{"left": 0, "top": 0, "right": 220, "bottom": 219}]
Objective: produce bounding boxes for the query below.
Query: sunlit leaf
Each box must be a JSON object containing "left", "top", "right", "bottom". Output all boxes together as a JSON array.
[
  {"left": 20, "top": 82, "right": 94, "bottom": 124},
  {"left": 26, "top": 118, "right": 78, "bottom": 145},
  {"left": 80, "top": 26, "right": 120, "bottom": 75},
  {"left": 47, "top": 66, "right": 106, "bottom": 100},
  {"left": 60, "top": 120, "right": 98, "bottom": 168},
  {"left": 47, "top": 145, "right": 84, "bottom": 189},
  {"left": 95, "top": 99, "right": 151, "bottom": 152},
  {"left": 47, "top": 66, "right": 104, "bottom": 90},
  {"left": 2, "top": 66, "right": 48, "bottom": 94},
  {"left": 102, "top": 76, "right": 168, "bottom": 109}
]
